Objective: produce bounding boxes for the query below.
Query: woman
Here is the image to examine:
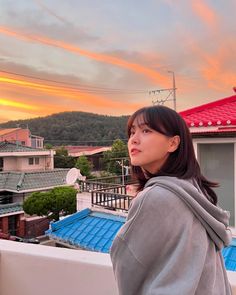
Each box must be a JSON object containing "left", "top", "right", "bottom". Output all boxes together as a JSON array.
[{"left": 110, "top": 105, "right": 232, "bottom": 295}]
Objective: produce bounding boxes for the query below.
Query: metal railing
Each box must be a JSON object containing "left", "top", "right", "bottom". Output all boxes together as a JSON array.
[
  {"left": 79, "top": 174, "right": 134, "bottom": 212},
  {"left": 91, "top": 185, "right": 133, "bottom": 212},
  {"left": 79, "top": 174, "right": 131, "bottom": 192}
]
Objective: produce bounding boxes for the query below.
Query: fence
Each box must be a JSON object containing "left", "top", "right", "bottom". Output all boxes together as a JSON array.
[{"left": 91, "top": 185, "right": 133, "bottom": 212}]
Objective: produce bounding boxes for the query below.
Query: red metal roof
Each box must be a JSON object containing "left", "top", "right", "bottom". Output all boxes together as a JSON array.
[{"left": 179, "top": 94, "right": 236, "bottom": 127}]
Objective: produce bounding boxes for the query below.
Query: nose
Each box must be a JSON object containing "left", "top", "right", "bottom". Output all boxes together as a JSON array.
[{"left": 129, "top": 132, "right": 140, "bottom": 145}]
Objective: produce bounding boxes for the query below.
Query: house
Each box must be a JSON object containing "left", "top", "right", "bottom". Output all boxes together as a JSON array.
[
  {"left": 0, "top": 128, "right": 44, "bottom": 148},
  {"left": 180, "top": 93, "right": 236, "bottom": 233},
  {"left": 65, "top": 145, "right": 112, "bottom": 170},
  {"left": 0, "top": 141, "right": 71, "bottom": 238},
  {"left": 0, "top": 141, "right": 54, "bottom": 172},
  {"left": 0, "top": 168, "right": 70, "bottom": 237}
]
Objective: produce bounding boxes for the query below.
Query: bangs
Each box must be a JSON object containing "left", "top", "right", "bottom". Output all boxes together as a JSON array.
[{"left": 127, "top": 107, "right": 171, "bottom": 137}]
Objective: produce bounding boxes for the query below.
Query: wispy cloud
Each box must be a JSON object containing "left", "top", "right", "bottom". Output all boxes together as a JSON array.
[
  {"left": 33, "top": 0, "right": 71, "bottom": 25},
  {"left": 0, "top": 98, "right": 38, "bottom": 111},
  {"left": 0, "top": 26, "right": 169, "bottom": 86},
  {"left": 191, "top": 0, "right": 219, "bottom": 31},
  {"left": 0, "top": 71, "right": 144, "bottom": 115}
]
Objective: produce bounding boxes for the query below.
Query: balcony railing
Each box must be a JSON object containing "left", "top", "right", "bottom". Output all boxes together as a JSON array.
[
  {"left": 91, "top": 185, "right": 133, "bottom": 212},
  {"left": 79, "top": 174, "right": 132, "bottom": 192}
]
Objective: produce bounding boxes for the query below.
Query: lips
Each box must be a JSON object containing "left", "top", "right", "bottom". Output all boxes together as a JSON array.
[{"left": 130, "top": 148, "right": 141, "bottom": 156}]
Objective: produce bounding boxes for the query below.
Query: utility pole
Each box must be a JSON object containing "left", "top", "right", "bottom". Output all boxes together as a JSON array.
[
  {"left": 168, "top": 71, "right": 176, "bottom": 111},
  {"left": 151, "top": 71, "right": 177, "bottom": 111}
]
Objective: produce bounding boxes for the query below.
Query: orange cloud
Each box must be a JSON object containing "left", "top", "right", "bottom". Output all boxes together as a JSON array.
[
  {"left": 188, "top": 41, "right": 236, "bottom": 92},
  {"left": 0, "top": 72, "right": 143, "bottom": 115},
  {"left": 0, "top": 26, "right": 169, "bottom": 86},
  {"left": 0, "top": 98, "right": 39, "bottom": 110},
  {"left": 191, "top": 0, "right": 218, "bottom": 30}
]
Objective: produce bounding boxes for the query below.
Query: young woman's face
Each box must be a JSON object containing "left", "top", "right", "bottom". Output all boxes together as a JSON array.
[{"left": 128, "top": 115, "right": 179, "bottom": 174}]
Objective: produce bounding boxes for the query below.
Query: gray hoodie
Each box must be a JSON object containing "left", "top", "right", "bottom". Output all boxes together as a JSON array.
[{"left": 110, "top": 176, "right": 232, "bottom": 295}]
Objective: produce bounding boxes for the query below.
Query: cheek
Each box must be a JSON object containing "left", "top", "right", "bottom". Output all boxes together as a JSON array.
[{"left": 152, "top": 139, "right": 170, "bottom": 156}]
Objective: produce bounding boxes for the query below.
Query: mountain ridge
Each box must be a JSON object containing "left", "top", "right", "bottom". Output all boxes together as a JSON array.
[{"left": 0, "top": 111, "right": 130, "bottom": 146}]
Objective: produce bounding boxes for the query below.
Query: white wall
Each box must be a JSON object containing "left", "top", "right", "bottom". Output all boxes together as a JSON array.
[
  {"left": 1, "top": 240, "right": 236, "bottom": 295},
  {"left": 3, "top": 155, "right": 53, "bottom": 171},
  {"left": 0, "top": 240, "right": 119, "bottom": 295},
  {"left": 3, "top": 157, "right": 17, "bottom": 171}
]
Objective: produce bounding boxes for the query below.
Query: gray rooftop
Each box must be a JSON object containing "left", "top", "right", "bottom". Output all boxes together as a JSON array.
[
  {"left": 0, "top": 202, "right": 23, "bottom": 215},
  {"left": 0, "top": 169, "right": 70, "bottom": 192},
  {"left": 0, "top": 141, "right": 47, "bottom": 152}
]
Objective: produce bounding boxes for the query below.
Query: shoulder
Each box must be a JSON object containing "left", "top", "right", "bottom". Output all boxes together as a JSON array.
[
  {"left": 122, "top": 182, "right": 192, "bottom": 237},
  {"left": 131, "top": 180, "right": 186, "bottom": 214}
]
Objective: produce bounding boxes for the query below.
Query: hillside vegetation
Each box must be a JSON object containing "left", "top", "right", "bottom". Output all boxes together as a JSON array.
[{"left": 0, "top": 111, "right": 129, "bottom": 146}]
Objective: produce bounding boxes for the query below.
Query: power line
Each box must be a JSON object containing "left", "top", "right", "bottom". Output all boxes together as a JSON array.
[
  {"left": 0, "top": 69, "right": 147, "bottom": 95},
  {"left": 151, "top": 71, "right": 177, "bottom": 110}
]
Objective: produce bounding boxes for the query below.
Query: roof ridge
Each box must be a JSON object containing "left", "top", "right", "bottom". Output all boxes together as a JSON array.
[{"left": 179, "top": 94, "right": 236, "bottom": 116}]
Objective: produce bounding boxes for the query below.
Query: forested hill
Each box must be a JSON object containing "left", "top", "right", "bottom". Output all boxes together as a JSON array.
[{"left": 0, "top": 111, "right": 129, "bottom": 146}]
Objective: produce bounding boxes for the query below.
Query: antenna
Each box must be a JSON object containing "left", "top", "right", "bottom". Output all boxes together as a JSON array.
[{"left": 66, "top": 168, "right": 85, "bottom": 185}]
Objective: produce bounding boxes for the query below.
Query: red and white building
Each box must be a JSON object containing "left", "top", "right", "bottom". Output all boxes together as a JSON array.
[
  {"left": 180, "top": 93, "right": 236, "bottom": 232},
  {"left": 0, "top": 128, "right": 44, "bottom": 148}
]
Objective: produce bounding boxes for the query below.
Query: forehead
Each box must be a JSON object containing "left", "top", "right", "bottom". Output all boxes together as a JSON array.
[{"left": 131, "top": 114, "right": 148, "bottom": 128}]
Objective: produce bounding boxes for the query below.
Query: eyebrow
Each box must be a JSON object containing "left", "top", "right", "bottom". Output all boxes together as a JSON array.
[{"left": 131, "top": 122, "right": 148, "bottom": 129}]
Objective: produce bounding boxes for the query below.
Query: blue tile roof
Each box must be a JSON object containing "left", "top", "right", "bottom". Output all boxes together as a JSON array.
[
  {"left": 46, "top": 208, "right": 125, "bottom": 253},
  {"left": 222, "top": 238, "right": 236, "bottom": 271}
]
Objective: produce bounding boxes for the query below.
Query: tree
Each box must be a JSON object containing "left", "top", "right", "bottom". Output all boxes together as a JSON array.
[
  {"left": 103, "top": 139, "right": 128, "bottom": 175},
  {"left": 44, "top": 143, "right": 53, "bottom": 149},
  {"left": 23, "top": 186, "right": 77, "bottom": 221},
  {"left": 55, "top": 146, "right": 68, "bottom": 157},
  {"left": 75, "top": 155, "right": 93, "bottom": 178},
  {"left": 54, "top": 146, "right": 76, "bottom": 168}
]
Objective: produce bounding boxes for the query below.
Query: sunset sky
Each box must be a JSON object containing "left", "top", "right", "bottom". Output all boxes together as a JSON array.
[{"left": 0, "top": 0, "right": 235, "bottom": 123}]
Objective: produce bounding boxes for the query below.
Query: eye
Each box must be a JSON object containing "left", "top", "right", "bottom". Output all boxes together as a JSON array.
[
  {"left": 129, "top": 129, "right": 135, "bottom": 136},
  {"left": 143, "top": 128, "right": 151, "bottom": 133}
]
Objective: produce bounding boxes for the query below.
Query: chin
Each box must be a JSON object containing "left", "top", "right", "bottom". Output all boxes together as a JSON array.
[{"left": 131, "top": 160, "right": 143, "bottom": 167}]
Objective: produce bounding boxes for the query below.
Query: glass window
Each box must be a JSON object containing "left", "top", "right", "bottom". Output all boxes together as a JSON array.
[
  {"left": 35, "top": 158, "right": 39, "bottom": 165},
  {"left": 198, "top": 143, "right": 235, "bottom": 226},
  {"left": 28, "top": 158, "right": 34, "bottom": 165}
]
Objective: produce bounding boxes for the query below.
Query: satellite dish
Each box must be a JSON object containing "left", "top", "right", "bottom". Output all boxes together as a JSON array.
[{"left": 66, "top": 168, "right": 80, "bottom": 185}]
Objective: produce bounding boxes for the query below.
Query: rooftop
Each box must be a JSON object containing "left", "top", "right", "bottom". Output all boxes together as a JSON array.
[
  {"left": 0, "top": 128, "right": 21, "bottom": 137},
  {"left": 222, "top": 238, "right": 236, "bottom": 271},
  {"left": 0, "top": 202, "right": 23, "bottom": 216},
  {"left": 46, "top": 208, "right": 126, "bottom": 253},
  {"left": 180, "top": 94, "right": 236, "bottom": 128},
  {"left": 0, "top": 141, "right": 46, "bottom": 152},
  {"left": 65, "top": 145, "right": 111, "bottom": 156},
  {"left": 0, "top": 169, "right": 70, "bottom": 193}
]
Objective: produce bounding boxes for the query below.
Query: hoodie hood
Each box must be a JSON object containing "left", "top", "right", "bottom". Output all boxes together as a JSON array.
[{"left": 144, "top": 176, "right": 232, "bottom": 250}]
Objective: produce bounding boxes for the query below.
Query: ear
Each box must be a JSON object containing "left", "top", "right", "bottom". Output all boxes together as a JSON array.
[{"left": 168, "top": 135, "right": 180, "bottom": 153}]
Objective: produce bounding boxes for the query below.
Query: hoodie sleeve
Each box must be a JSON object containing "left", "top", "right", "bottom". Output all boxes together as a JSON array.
[{"left": 110, "top": 186, "right": 213, "bottom": 295}]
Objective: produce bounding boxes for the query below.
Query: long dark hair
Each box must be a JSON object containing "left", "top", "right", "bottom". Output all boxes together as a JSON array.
[{"left": 127, "top": 105, "right": 218, "bottom": 205}]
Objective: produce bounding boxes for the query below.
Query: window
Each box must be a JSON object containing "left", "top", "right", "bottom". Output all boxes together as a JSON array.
[
  {"left": 28, "top": 158, "right": 34, "bottom": 165},
  {"left": 0, "top": 157, "right": 3, "bottom": 171},
  {"left": 28, "top": 157, "right": 40, "bottom": 165},
  {"left": 198, "top": 143, "right": 235, "bottom": 226}
]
